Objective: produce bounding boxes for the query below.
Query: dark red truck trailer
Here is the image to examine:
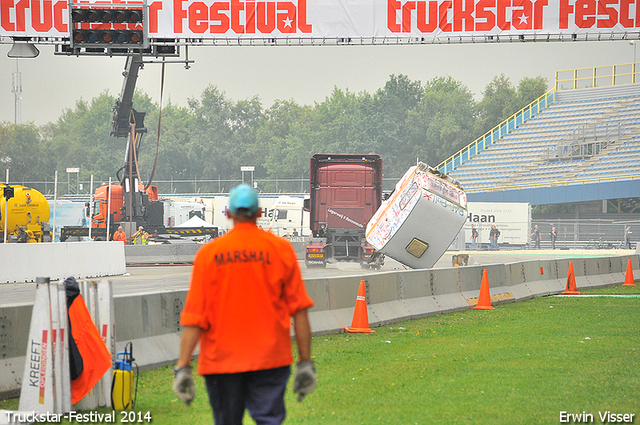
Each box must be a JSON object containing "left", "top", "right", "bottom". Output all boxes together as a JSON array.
[{"left": 304, "top": 154, "right": 384, "bottom": 268}]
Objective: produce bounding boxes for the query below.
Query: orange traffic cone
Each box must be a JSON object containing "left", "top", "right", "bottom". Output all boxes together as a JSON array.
[
  {"left": 474, "top": 269, "right": 494, "bottom": 310},
  {"left": 622, "top": 258, "right": 637, "bottom": 287},
  {"left": 562, "top": 261, "right": 581, "bottom": 295},
  {"left": 345, "top": 280, "right": 375, "bottom": 333}
]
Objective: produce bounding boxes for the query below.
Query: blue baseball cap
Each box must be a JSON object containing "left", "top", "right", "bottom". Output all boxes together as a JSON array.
[{"left": 228, "top": 184, "right": 259, "bottom": 216}]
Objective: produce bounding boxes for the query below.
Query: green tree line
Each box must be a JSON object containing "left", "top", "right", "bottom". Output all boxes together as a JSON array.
[{"left": 0, "top": 74, "right": 547, "bottom": 194}]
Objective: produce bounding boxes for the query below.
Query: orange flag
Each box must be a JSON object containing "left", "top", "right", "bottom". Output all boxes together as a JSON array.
[{"left": 65, "top": 278, "right": 112, "bottom": 405}]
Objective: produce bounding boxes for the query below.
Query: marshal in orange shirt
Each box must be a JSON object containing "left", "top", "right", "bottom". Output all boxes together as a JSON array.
[{"left": 180, "top": 222, "right": 314, "bottom": 375}]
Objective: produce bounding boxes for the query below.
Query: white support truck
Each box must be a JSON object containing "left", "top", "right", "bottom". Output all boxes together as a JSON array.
[{"left": 264, "top": 196, "right": 310, "bottom": 237}]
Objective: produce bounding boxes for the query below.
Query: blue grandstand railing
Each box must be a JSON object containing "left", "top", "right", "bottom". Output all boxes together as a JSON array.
[{"left": 437, "top": 89, "right": 556, "bottom": 175}]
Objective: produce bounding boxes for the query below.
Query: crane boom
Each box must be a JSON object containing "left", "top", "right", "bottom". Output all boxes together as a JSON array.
[
  {"left": 110, "top": 54, "right": 149, "bottom": 226},
  {"left": 60, "top": 53, "right": 220, "bottom": 242},
  {"left": 111, "top": 54, "right": 147, "bottom": 139}
]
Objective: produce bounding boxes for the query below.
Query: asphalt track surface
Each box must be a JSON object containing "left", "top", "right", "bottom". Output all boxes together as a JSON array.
[{"left": 1, "top": 249, "right": 635, "bottom": 307}]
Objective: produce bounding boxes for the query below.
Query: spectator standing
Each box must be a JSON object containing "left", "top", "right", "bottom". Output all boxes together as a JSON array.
[
  {"left": 471, "top": 224, "right": 478, "bottom": 250},
  {"left": 112, "top": 225, "right": 127, "bottom": 243},
  {"left": 531, "top": 225, "right": 541, "bottom": 249},
  {"left": 132, "top": 226, "right": 149, "bottom": 245},
  {"left": 173, "top": 184, "right": 316, "bottom": 424},
  {"left": 625, "top": 225, "right": 633, "bottom": 249},
  {"left": 550, "top": 227, "right": 557, "bottom": 250},
  {"left": 489, "top": 225, "right": 500, "bottom": 250}
]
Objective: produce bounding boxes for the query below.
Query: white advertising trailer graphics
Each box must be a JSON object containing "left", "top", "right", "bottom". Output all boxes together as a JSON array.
[
  {"left": 464, "top": 202, "right": 532, "bottom": 247},
  {"left": 366, "top": 163, "right": 467, "bottom": 269}
]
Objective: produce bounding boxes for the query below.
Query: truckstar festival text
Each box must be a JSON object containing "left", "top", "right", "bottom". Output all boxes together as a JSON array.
[{"left": 2, "top": 0, "right": 640, "bottom": 39}]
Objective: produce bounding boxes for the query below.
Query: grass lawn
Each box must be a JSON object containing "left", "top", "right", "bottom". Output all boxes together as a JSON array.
[{"left": 2, "top": 285, "right": 639, "bottom": 424}]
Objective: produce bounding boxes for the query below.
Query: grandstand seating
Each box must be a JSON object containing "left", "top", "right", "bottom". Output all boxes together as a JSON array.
[{"left": 448, "top": 84, "right": 640, "bottom": 191}]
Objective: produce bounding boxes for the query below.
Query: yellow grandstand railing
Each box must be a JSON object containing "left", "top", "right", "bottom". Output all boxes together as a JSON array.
[
  {"left": 555, "top": 62, "right": 640, "bottom": 90},
  {"left": 464, "top": 174, "right": 640, "bottom": 194},
  {"left": 437, "top": 88, "right": 556, "bottom": 175}
]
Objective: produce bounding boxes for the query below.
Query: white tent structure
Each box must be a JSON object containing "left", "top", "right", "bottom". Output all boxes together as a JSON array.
[{"left": 175, "top": 216, "right": 214, "bottom": 228}]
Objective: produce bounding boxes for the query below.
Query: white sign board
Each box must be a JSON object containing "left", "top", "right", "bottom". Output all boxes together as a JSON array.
[{"left": 464, "top": 201, "right": 531, "bottom": 246}]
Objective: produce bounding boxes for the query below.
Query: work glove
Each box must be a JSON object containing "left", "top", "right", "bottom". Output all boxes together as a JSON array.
[
  {"left": 293, "top": 360, "right": 316, "bottom": 402},
  {"left": 173, "top": 366, "right": 195, "bottom": 406}
]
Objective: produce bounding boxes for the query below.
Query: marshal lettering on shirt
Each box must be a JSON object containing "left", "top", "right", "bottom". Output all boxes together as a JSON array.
[{"left": 215, "top": 250, "right": 272, "bottom": 265}]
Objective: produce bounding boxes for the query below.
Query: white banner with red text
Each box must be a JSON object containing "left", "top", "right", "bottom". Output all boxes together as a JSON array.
[{"left": 2, "top": 0, "right": 640, "bottom": 43}]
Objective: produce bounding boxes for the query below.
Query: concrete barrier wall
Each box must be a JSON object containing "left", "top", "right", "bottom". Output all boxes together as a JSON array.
[
  {"left": 123, "top": 241, "right": 307, "bottom": 265},
  {"left": 0, "top": 242, "right": 126, "bottom": 284},
  {"left": 124, "top": 244, "right": 200, "bottom": 265},
  {"left": 1, "top": 254, "right": 638, "bottom": 399},
  {"left": 0, "top": 305, "right": 32, "bottom": 399}
]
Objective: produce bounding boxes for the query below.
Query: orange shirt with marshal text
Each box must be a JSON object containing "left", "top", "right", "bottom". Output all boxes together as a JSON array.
[{"left": 180, "top": 222, "right": 314, "bottom": 375}]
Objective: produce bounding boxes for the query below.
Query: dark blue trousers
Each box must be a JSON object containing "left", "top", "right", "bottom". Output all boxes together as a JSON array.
[{"left": 204, "top": 366, "right": 291, "bottom": 425}]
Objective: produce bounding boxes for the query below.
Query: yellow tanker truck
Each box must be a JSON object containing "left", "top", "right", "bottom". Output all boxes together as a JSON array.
[{"left": 0, "top": 185, "right": 51, "bottom": 243}]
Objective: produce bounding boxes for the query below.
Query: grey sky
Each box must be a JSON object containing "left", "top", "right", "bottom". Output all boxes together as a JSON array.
[{"left": 0, "top": 40, "right": 636, "bottom": 125}]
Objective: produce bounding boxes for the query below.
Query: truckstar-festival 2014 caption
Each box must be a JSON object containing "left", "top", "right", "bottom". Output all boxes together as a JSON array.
[{"left": 3, "top": 410, "right": 152, "bottom": 423}]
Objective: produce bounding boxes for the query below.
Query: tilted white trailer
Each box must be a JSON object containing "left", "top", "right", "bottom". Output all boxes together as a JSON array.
[{"left": 366, "top": 163, "right": 467, "bottom": 269}]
